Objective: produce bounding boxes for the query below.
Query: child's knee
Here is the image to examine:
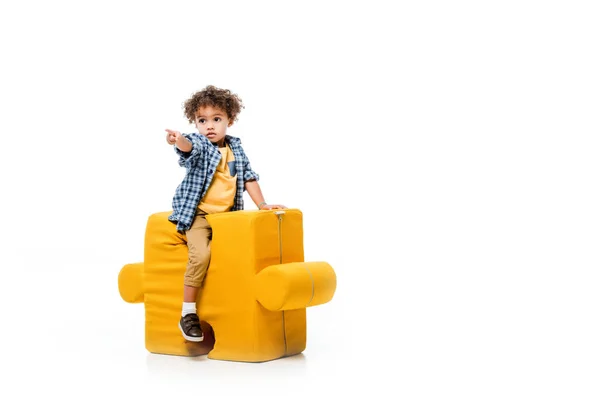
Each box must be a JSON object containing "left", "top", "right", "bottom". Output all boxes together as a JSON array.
[
  {"left": 185, "top": 250, "right": 211, "bottom": 286},
  {"left": 188, "top": 248, "right": 211, "bottom": 267}
]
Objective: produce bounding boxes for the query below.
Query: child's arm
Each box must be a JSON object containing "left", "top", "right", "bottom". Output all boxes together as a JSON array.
[
  {"left": 245, "top": 180, "right": 286, "bottom": 210},
  {"left": 240, "top": 147, "right": 286, "bottom": 210},
  {"left": 165, "top": 129, "right": 206, "bottom": 169}
]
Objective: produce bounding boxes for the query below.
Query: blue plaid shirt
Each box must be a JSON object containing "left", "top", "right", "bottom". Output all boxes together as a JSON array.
[{"left": 168, "top": 133, "right": 260, "bottom": 232}]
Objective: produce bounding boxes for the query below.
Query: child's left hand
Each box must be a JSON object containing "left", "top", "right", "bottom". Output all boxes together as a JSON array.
[{"left": 260, "top": 204, "right": 287, "bottom": 210}]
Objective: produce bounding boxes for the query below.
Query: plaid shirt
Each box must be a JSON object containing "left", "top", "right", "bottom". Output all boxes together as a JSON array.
[{"left": 168, "top": 133, "right": 260, "bottom": 232}]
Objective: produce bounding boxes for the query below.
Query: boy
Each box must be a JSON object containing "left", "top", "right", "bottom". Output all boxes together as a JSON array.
[{"left": 165, "top": 85, "right": 286, "bottom": 342}]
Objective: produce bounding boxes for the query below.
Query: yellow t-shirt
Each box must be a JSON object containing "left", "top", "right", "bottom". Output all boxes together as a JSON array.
[{"left": 198, "top": 144, "right": 237, "bottom": 214}]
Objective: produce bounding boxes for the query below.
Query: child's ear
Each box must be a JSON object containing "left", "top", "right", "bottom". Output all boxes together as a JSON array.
[{"left": 228, "top": 120, "right": 234, "bottom": 127}]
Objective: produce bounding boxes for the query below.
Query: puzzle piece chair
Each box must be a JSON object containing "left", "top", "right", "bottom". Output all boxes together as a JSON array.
[{"left": 118, "top": 209, "right": 337, "bottom": 362}]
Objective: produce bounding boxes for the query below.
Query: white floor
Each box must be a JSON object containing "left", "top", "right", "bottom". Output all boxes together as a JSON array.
[
  {"left": 3, "top": 245, "right": 600, "bottom": 399},
  {"left": 1, "top": 255, "right": 397, "bottom": 399}
]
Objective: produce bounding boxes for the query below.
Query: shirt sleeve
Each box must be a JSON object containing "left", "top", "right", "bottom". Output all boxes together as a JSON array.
[
  {"left": 174, "top": 133, "right": 206, "bottom": 169},
  {"left": 242, "top": 148, "right": 260, "bottom": 185}
]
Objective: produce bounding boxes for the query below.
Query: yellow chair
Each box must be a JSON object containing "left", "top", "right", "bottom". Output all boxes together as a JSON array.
[{"left": 118, "top": 209, "right": 337, "bottom": 362}]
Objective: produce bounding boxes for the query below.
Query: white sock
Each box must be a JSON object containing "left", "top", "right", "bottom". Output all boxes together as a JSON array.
[{"left": 182, "top": 302, "right": 197, "bottom": 317}]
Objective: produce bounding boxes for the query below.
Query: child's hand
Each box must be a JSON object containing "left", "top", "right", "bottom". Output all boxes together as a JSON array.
[
  {"left": 260, "top": 204, "right": 287, "bottom": 210},
  {"left": 165, "top": 129, "right": 181, "bottom": 145}
]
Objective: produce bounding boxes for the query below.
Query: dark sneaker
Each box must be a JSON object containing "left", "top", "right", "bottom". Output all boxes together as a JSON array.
[{"left": 179, "top": 313, "right": 204, "bottom": 342}]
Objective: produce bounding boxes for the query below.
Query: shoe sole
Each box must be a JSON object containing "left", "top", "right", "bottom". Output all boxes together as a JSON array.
[{"left": 179, "top": 322, "right": 204, "bottom": 342}]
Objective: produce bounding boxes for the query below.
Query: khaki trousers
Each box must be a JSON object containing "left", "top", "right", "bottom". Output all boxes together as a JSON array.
[{"left": 183, "top": 209, "right": 212, "bottom": 287}]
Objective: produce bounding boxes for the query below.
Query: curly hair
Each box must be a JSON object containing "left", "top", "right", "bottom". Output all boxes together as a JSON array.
[{"left": 183, "top": 85, "right": 244, "bottom": 124}]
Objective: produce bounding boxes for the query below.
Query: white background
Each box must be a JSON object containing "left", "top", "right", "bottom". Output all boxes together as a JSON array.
[{"left": 1, "top": 0, "right": 599, "bottom": 399}]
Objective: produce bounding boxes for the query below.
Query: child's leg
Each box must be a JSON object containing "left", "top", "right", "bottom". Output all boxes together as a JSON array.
[
  {"left": 184, "top": 209, "right": 212, "bottom": 292},
  {"left": 179, "top": 209, "right": 212, "bottom": 342},
  {"left": 183, "top": 285, "right": 199, "bottom": 303}
]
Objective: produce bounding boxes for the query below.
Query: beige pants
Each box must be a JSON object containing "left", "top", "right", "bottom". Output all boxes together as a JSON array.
[{"left": 183, "top": 209, "right": 212, "bottom": 287}]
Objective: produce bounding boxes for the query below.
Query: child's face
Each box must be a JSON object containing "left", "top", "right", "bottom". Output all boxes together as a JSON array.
[{"left": 194, "top": 105, "right": 232, "bottom": 146}]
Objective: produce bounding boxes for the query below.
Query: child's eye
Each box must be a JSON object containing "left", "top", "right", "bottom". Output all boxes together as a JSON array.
[
  {"left": 215, "top": 117, "right": 221, "bottom": 122},
  {"left": 198, "top": 118, "right": 206, "bottom": 123}
]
